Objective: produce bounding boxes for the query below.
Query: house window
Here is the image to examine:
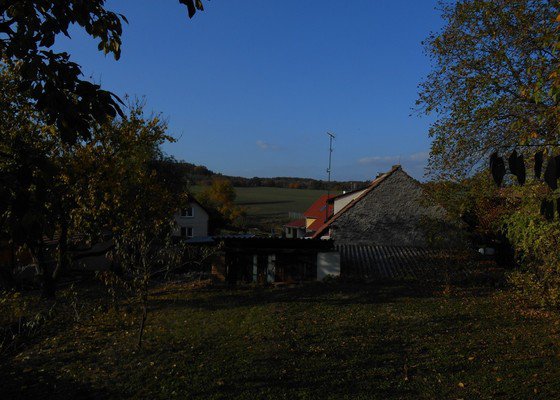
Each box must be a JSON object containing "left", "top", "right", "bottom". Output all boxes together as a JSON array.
[
  {"left": 180, "top": 227, "right": 194, "bottom": 238},
  {"left": 181, "top": 206, "right": 194, "bottom": 217}
]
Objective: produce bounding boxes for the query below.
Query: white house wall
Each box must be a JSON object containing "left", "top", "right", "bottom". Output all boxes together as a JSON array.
[
  {"left": 173, "top": 202, "right": 209, "bottom": 237},
  {"left": 333, "top": 189, "right": 367, "bottom": 215}
]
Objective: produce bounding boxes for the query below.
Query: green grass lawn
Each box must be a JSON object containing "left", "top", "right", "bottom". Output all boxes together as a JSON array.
[
  {"left": 3, "top": 280, "right": 560, "bottom": 399},
  {"left": 193, "top": 186, "right": 336, "bottom": 230}
]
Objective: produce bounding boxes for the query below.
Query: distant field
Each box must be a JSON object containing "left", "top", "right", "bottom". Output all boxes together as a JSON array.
[{"left": 192, "top": 186, "right": 338, "bottom": 230}]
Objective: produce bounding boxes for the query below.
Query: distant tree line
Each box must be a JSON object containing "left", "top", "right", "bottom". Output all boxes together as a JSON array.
[{"left": 158, "top": 161, "right": 370, "bottom": 191}]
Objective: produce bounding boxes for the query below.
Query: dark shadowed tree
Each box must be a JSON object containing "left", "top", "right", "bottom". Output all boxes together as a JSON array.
[
  {"left": 0, "top": 66, "right": 64, "bottom": 296},
  {"left": 417, "top": 0, "right": 560, "bottom": 179},
  {"left": 418, "top": 2, "right": 560, "bottom": 308},
  {"left": 1, "top": 0, "right": 207, "bottom": 297},
  {"left": 0, "top": 65, "right": 185, "bottom": 300}
]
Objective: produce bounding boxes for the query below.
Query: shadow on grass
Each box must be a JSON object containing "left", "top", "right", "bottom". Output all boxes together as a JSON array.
[
  {"left": 148, "top": 279, "right": 493, "bottom": 313},
  {"left": 1, "top": 364, "right": 117, "bottom": 400},
  {"left": 2, "top": 272, "right": 532, "bottom": 399},
  {"left": 175, "top": 331, "right": 421, "bottom": 399}
]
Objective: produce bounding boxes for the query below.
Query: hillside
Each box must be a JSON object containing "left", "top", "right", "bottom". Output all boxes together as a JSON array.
[
  {"left": 162, "top": 160, "right": 368, "bottom": 191},
  {"left": 191, "top": 186, "right": 338, "bottom": 231},
  {"left": 234, "top": 187, "right": 339, "bottom": 231}
]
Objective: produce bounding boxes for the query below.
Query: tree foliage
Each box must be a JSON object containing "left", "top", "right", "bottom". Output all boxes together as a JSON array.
[
  {"left": 502, "top": 183, "right": 560, "bottom": 307},
  {"left": 69, "top": 100, "right": 181, "bottom": 237},
  {"left": 76, "top": 103, "right": 186, "bottom": 347},
  {"left": 418, "top": 0, "right": 560, "bottom": 179},
  {"left": 199, "top": 177, "right": 246, "bottom": 230},
  {"left": 425, "top": 172, "right": 506, "bottom": 239},
  {"left": 0, "top": 1, "right": 207, "bottom": 143},
  {"left": 0, "top": 66, "right": 66, "bottom": 295},
  {"left": 0, "top": 63, "right": 184, "bottom": 301}
]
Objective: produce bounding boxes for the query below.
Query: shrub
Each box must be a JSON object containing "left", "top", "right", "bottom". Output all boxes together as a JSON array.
[{"left": 503, "top": 193, "right": 560, "bottom": 308}]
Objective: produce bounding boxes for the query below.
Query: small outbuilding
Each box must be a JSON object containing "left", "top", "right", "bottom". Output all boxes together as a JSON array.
[{"left": 209, "top": 237, "right": 340, "bottom": 285}]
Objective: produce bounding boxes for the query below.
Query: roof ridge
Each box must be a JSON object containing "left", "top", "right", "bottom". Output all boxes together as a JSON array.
[{"left": 311, "top": 165, "right": 401, "bottom": 239}]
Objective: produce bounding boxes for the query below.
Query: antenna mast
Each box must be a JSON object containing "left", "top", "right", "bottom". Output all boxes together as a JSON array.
[{"left": 325, "top": 132, "right": 335, "bottom": 223}]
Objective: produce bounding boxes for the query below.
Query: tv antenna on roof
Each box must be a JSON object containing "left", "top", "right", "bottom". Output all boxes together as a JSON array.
[{"left": 325, "top": 132, "right": 335, "bottom": 223}]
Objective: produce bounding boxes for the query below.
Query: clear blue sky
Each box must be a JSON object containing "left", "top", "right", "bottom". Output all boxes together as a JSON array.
[{"left": 56, "top": 0, "right": 445, "bottom": 181}]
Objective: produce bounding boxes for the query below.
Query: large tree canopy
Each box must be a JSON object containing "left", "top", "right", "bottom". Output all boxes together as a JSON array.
[
  {"left": 417, "top": 0, "right": 560, "bottom": 179},
  {"left": 0, "top": 0, "right": 206, "bottom": 143},
  {"left": 0, "top": 64, "right": 184, "bottom": 295}
]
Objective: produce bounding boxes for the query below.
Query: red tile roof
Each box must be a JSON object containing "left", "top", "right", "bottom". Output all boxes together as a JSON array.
[
  {"left": 285, "top": 218, "right": 306, "bottom": 228},
  {"left": 311, "top": 165, "right": 401, "bottom": 239},
  {"left": 304, "top": 194, "right": 336, "bottom": 232}
]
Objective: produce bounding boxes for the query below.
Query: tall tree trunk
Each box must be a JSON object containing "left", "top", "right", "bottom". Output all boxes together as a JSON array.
[
  {"left": 53, "top": 220, "right": 68, "bottom": 281},
  {"left": 137, "top": 299, "right": 148, "bottom": 349},
  {"left": 41, "top": 264, "right": 56, "bottom": 299},
  {"left": 36, "top": 240, "right": 56, "bottom": 299},
  {"left": 0, "top": 241, "right": 16, "bottom": 290}
]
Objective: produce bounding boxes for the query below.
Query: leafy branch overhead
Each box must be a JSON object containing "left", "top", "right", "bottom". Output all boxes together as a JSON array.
[
  {"left": 417, "top": 0, "right": 560, "bottom": 179},
  {"left": 0, "top": 1, "right": 207, "bottom": 143},
  {"left": 179, "top": 0, "right": 206, "bottom": 18}
]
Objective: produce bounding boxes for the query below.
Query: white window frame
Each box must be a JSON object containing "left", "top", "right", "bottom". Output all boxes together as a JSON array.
[
  {"left": 181, "top": 206, "right": 194, "bottom": 218},
  {"left": 180, "top": 227, "right": 194, "bottom": 238}
]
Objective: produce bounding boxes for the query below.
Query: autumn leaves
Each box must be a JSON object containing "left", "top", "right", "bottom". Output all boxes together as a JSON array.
[{"left": 490, "top": 149, "right": 560, "bottom": 219}]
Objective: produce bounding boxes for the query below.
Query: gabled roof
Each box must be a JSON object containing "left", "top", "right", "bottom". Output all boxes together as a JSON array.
[
  {"left": 304, "top": 194, "right": 336, "bottom": 219},
  {"left": 186, "top": 195, "right": 210, "bottom": 215},
  {"left": 311, "top": 165, "right": 401, "bottom": 239},
  {"left": 303, "top": 194, "right": 336, "bottom": 232}
]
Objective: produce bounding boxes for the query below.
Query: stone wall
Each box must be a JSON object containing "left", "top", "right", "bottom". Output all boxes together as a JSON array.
[{"left": 330, "top": 169, "right": 462, "bottom": 247}]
